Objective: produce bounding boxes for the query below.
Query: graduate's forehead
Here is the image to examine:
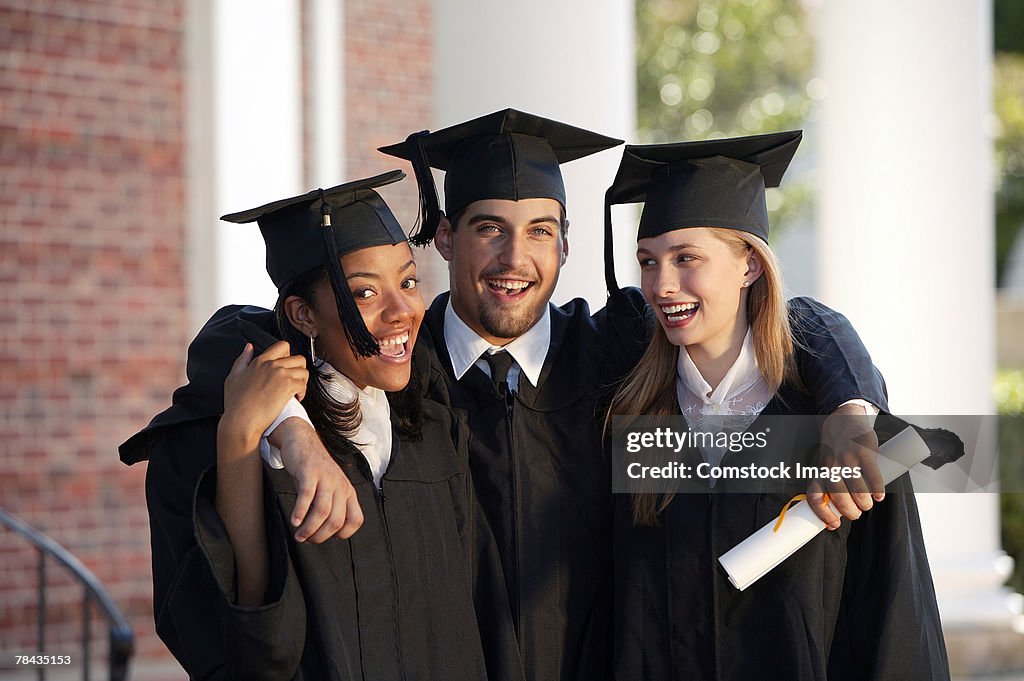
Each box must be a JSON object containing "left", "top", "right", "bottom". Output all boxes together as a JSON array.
[
  {"left": 455, "top": 198, "right": 564, "bottom": 228},
  {"left": 636, "top": 227, "right": 722, "bottom": 254},
  {"left": 341, "top": 242, "right": 416, "bottom": 279}
]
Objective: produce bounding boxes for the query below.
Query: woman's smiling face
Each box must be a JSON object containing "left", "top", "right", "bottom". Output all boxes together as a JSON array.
[
  {"left": 311, "top": 242, "right": 425, "bottom": 391},
  {"left": 637, "top": 227, "right": 758, "bottom": 355}
]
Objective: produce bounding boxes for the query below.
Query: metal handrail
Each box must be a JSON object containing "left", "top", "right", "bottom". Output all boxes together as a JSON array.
[{"left": 0, "top": 506, "right": 134, "bottom": 681}]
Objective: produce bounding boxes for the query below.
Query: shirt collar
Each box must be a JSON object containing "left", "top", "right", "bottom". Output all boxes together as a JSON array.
[
  {"left": 443, "top": 298, "right": 551, "bottom": 387},
  {"left": 676, "top": 327, "right": 762, "bottom": 406}
]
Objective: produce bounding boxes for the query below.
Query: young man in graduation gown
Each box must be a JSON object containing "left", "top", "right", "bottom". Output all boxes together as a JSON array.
[{"left": 121, "top": 110, "right": 891, "bottom": 681}]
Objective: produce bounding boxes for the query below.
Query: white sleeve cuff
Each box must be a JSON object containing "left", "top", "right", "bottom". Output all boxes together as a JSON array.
[
  {"left": 838, "top": 398, "right": 880, "bottom": 415},
  {"left": 259, "top": 398, "right": 313, "bottom": 470}
]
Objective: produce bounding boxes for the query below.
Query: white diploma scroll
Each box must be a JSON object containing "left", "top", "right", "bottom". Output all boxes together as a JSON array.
[{"left": 718, "top": 426, "right": 931, "bottom": 591}]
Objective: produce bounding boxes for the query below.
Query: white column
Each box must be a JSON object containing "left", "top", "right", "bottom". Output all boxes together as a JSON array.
[
  {"left": 433, "top": 0, "right": 636, "bottom": 310},
  {"left": 817, "top": 1, "right": 1021, "bottom": 628},
  {"left": 307, "top": 0, "right": 345, "bottom": 184},
  {"left": 186, "top": 0, "right": 304, "bottom": 328},
  {"left": 185, "top": 0, "right": 217, "bottom": 332}
]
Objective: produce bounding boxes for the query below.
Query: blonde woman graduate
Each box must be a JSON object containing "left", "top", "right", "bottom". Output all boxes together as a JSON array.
[
  {"left": 123, "top": 172, "right": 496, "bottom": 680},
  {"left": 603, "top": 132, "right": 949, "bottom": 681}
]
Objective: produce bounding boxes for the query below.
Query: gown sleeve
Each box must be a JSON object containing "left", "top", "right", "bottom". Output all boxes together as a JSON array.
[
  {"left": 596, "top": 286, "right": 656, "bottom": 382},
  {"left": 827, "top": 471, "right": 951, "bottom": 680},
  {"left": 120, "top": 305, "right": 281, "bottom": 465},
  {"left": 788, "top": 297, "right": 890, "bottom": 414},
  {"left": 145, "top": 417, "right": 308, "bottom": 680},
  {"left": 786, "top": 302, "right": 947, "bottom": 677}
]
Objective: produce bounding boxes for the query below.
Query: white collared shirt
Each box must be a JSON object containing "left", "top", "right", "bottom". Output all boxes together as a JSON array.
[
  {"left": 261, "top": 363, "right": 392, "bottom": 488},
  {"left": 675, "top": 328, "right": 771, "bottom": 421},
  {"left": 676, "top": 328, "right": 773, "bottom": 470},
  {"left": 443, "top": 298, "right": 550, "bottom": 393},
  {"left": 674, "top": 328, "right": 878, "bottom": 468}
]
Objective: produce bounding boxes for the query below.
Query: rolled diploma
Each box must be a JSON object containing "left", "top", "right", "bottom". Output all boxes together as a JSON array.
[{"left": 718, "top": 426, "right": 931, "bottom": 591}]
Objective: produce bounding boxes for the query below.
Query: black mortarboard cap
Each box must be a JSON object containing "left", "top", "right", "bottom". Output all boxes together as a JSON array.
[
  {"left": 378, "top": 109, "right": 623, "bottom": 245},
  {"left": 603, "top": 130, "right": 802, "bottom": 294},
  {"left": 221, "top": 170, "right": 408, "bottom": 357}
]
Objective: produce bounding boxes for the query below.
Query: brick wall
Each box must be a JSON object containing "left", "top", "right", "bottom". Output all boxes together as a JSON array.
[
  {"left": 1, "top": 0, "right": 436, "bottom": 675},
  {"left": 345, "top": 0, "right": 433, "bottom": 201},
  {"left": 344, "top": 0, "right": 446, "bottom": 301},
  {"left": 0, "top": 0, "right": 187, "bottom": 667}
]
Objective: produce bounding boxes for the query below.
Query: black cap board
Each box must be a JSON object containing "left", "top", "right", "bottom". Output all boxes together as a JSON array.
[
  {"left": 221, "top": 169, "right": 408, "bottom": 357},
  {"left": 603, "top": 130, "right": 802, "bottom": 294},
  {"left": 379, "top": 109, "right": 623, "bottom": 245}
]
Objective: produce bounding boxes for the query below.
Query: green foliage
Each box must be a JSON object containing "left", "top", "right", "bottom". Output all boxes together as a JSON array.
[
  {"left": 636, "top": 0, "right": 816, "bottom": 232},
  {"left": 1000, "top": 422, "right": 1024, "bottom": 593},
  {"left": 994, "top": 0, "right": 1024, "bottom": 55},
  {"left": 995, "top": 54, "right": 1024, "bottom": 285},
  {"left": 636, "top": 0, "right": 813, "bottom": 139},
  {"left": 995, "top": 56, "right": 1024, "bottom": 588},
  {"left": 996, "top": 369, "right": 1024, "bottom": 593},
  {"left": 995, "top": 369, "right": 1024, "bottom": 415}
]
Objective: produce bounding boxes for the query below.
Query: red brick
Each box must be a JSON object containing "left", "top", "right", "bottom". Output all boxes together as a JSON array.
[
  {"left": 2, "top": 0, "right": 435, "bottom": 669},
  {"left": 1, "top": 0, "right": 186, "bottom": 666}
]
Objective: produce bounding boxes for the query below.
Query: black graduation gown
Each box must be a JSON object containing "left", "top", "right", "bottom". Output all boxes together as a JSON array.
[
  {"left": 418, "top": 289, "right": 653, "bottom": 681},
  {"left": 612, "top": 344, "right": 948, "bottom": 680},
  {"left": 419, "top": 292, "right": 889, "bottom": 681},
  {"left": 122, "top": 310, "right": 490, "bottom": 680},
  {"left": 122, "top": 292, "right": 888, "bottom": 681}
]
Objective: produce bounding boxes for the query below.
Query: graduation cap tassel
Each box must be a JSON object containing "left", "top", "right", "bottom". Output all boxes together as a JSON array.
[
  {"left": 320, "top": 196, "right": 380, "bottom": 358},
  {"left": 405, "top": 130, "right": 441, "bottom": 247},
  {"left": 604, "top": 188, "right": 621, "bottom": 296}
]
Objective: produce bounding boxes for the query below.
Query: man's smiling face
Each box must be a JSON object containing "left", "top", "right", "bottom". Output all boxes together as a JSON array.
[{"left": 436, "top": 198, "right": 568, "bottom": 345}]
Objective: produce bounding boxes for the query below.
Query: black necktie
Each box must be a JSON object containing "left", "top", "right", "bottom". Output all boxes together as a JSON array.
[{"left": 484, "top": 350, "right": 514, "bottom": 395}]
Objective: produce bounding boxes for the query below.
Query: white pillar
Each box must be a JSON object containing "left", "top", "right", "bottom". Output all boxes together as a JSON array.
[
  {"left": 185, "top": 0, "right": 217, "bottom": 332},
  {"left": 433, "top": 0, "right": 636, "bottom": 310},
  {"left": 186, "top": 0, "right": 304, "bottom": 328},
  {"left": 307, "top": 0, "right": 345, "bottom": 184},
  {"left": 817, "top": 1, "right": 1021, "bottom": 628}
]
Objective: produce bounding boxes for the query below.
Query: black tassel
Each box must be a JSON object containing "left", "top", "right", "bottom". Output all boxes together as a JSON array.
[
  {"left": 604, "top": 187, "right": 621, "bottom": 295},
  {"left": 405, "top": 130, "right": 441, "bottom": 247},
  {"left": 321, "top": 195, "right": 380, "bottom": 358}
]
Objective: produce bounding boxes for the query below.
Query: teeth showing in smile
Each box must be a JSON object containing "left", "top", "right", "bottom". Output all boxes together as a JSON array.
[
  {"left": 488, "top": 279, "right": 531, "bottom": 294},
  {"left": 378, "top": 333, "right": 409, "bottom": 346},
  {"left": 377, "top": 333, "right": 409, "bottom": 358},
  {"left": 661, "top": 302, "right": 699, "bottom": 321}
]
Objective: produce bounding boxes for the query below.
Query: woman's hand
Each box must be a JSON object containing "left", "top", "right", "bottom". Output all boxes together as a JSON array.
[
  {"left": 221, "top": 341, "right": 309, "bottom": 448},
  {"left": 215, "top": 340, "right": 305, "bottom": 608}
]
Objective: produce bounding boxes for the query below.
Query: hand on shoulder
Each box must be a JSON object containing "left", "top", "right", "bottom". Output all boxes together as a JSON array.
[{"left": 220, "top": 341, "right": 308, "bottom": 448}]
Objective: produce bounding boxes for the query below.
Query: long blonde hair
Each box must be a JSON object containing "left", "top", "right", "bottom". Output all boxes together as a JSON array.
[{"left": 605, "top": 228, "right": 800, "bottom": 526}]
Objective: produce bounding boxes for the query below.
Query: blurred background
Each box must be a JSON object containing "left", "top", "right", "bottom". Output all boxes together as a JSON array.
[{"left": 1, "top": 0, "right": 1022, "bottom": 678}]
